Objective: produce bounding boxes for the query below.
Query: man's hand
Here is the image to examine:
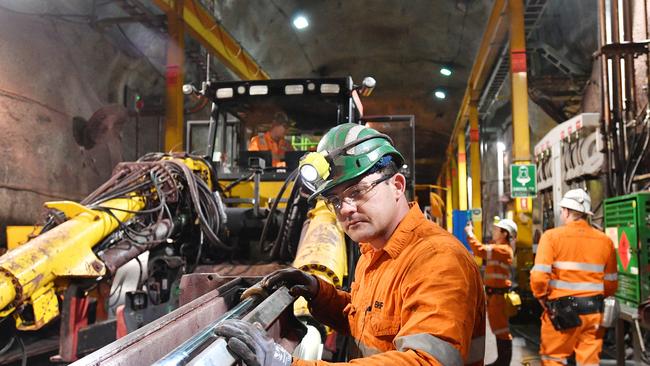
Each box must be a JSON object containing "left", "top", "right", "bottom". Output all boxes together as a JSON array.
[
  {"left": 261, "top": 268, "right": 319, "bottom": 301},
  {"left": 215, "top": 319, "right": 292, "bottom": 366}
]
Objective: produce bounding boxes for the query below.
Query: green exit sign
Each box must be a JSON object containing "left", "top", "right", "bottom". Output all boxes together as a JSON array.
[{"left": 510, "top": 164, "right": 537, "bottom": 198}]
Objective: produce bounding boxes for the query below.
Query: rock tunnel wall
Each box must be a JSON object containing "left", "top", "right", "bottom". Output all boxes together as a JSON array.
[{"left": 0, "top": 6, "right": 162, "bottom": 242}]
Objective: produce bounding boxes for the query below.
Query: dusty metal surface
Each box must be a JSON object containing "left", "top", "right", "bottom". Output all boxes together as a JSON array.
[
  {"left": 71, "top": 278, "right": 244, "bottom": 366},
  {"left": 194, "top": 262, "right": 287, "bottom": 277},
  {"left": 178, "top": 273, "right": 241, "bottom": 306}
]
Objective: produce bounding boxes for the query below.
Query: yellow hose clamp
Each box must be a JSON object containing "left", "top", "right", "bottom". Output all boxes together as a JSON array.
[{"left": 299, "top": 152, "right": 330, "bottom": 192}]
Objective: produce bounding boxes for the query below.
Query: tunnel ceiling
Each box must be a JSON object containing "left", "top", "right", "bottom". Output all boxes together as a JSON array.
[
  {"left": 209, "top": 0, "right": 493, "bottom": 183},
  {"left": 0, "top": 0, "right": 599, "bottom": 185}
]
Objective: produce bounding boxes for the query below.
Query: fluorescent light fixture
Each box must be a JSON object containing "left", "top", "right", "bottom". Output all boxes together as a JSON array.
[
  {"left": 497, "top": 141, "right": 506, "bottom": 152},
  {"left": 320, "top": 84, "right": 340, "bottom": 94},
  {"left": 216, "top": 88, "right": 233, "bottom": 99},
  {"left": 292, "top": 15, "right": 309, "bottom": 30},
  {"left": 249, "top": 85, "right": 268, "bottom": 95},
  {"left": 434, "top": 90, "right": 446, "bottom": 99},
  {"left": 285, "top": 84, "right": 304, "bottom": 95},
  {"left": 440, "top": 67, "right": 452, "bottom": 76}
]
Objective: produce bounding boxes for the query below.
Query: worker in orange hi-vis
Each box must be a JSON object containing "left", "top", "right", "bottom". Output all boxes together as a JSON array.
[
  {"left": 530, "top": 189, "right": 618, "bottom": 366},
  {"left": 465, "top": 218, "right": 517, "bottom": 366},
  {"left": 248, "top": 112, "right": 294, "bottom": 167},
  {"left": 214, "top": 123, "right": 486, "bottom": 366}
]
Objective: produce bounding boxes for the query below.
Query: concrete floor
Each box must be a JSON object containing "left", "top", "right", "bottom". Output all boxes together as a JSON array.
[{"left": 484, "top": 318, "right": 540, "bottom": 366}]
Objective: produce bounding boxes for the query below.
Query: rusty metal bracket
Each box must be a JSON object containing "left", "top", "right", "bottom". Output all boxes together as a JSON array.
[{"left": 596, "top": 40, "right": 650, "bottom": 58}]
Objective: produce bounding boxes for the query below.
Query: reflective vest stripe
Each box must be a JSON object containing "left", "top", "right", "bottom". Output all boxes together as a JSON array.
[
  {"left": 549, "top": 279, "right": 604, "bottom": 291},
  {"left": 542, "top": 355, "right": 567, "bottom": 364},
  {"left": 492, "top": 327, "right": 509, "bottom": 335},
  {"left": 553, "top": 261, "right": 605, "bottom": 272},
  {"left": 466, "top": 335, "right": 485, "bottom": 364},
  {"left": 395, "top": 333, "right": 462, "bottom": 366},
  {"left": 486, "top": 245, "right": 493, "bottom": 260},
  {"left": 604, "top": 272, "right": 618, "bottom": 281},
  {"left": 531, "top": 264, "right": 552, "bottom": 273}
]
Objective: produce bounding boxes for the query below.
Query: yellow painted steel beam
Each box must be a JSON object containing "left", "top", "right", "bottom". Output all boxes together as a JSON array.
[
  {"left": 153, "top": 0, "right": 269, "bottom": 81},
  {"left": 442, "top": 0, "right": 508, "bottom": 165},
  {"left": 451, "top": 157, "right": 459, "bottom": 213},
  {"left": 469, "top": 101, "right": 483, "bottom": 241},
  {"left": 508, "top": 0, "right": 531, "bottom": 162},
  {"left": 164, "top": 0, "right": 185, "bottom": 152},
  {"left": 457, "top": 132, "right": 468, "bottom": 211},
  {"left": 445, "top": 165, "right": 454, "bottom": 232},
  {"left": 509, "top": 0, "right": 533, "bottom": 292}
]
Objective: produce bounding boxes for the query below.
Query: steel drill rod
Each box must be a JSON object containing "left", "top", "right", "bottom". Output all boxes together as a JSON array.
[
  {"left": 152, "top": 295, "right": 259, "bottom": 366},
  {"left": 186, "top": 286, "right": 296, "bottom": 366}
]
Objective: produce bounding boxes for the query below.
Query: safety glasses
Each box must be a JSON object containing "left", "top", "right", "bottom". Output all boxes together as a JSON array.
[{"left": 323, "top": 173, "right": 394, "bottom": 212}]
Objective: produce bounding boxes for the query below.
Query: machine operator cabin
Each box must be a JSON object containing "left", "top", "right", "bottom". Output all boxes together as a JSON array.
[{"left": 0, "top": 1, "right": 648, "bottom": 365}]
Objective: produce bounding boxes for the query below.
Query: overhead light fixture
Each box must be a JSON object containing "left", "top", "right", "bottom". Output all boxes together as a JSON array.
[
  {"left": 434, "top": 89, "right": 447, "bottom": 100},
  {"left": 440, "top": 67, "right": 453, "bottom": 77},
  {"left": 292, "top": 15, "right": 309, "bottom": 30}
]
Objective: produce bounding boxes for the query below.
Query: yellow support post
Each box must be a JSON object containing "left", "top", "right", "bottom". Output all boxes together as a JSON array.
[
  {"left": 457, "top": 132, "right": 468, "bottom": 211},
  {"left": 164, "top": 0, "right": 185, "bottom": 152},
  {"left": 469, "top": 101, "right": 482, "bottom": 241},
  {"left": 509, "top": 0, "right": 530, "bottom": 163},
  {"left": 445, "top": 164, "right": 454, "bottom": 232},
  {"left": 451, "top": 157, "right": 459, "bottom": 213},
  {"left": 509, "top": 0, "right": 533, "bottom": 291}
]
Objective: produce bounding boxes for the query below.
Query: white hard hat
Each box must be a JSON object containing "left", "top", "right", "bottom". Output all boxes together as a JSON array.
[
  {"left": 494, "top": 218, "right": 518, "bottom": 239},
  {"left": 559, "top": 189, "right": 593, "bottom": 215}
]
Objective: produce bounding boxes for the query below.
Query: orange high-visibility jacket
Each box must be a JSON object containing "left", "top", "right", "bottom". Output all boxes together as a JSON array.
[
  {"left": 530, "top": 220, "right": 618, "bottom": 300},
  {"left": 467, "top": 236, "right": 513, "bottom": 288},
  {"left": 248, "top": 131, "right": 293, "bottom": 167},
  {"left": 294, "top": 203, "right": 486, "bottom": 366}
]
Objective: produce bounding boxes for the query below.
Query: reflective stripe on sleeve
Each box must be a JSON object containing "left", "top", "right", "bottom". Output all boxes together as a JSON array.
[
  {"left": 604, "top": 273, "right": 618, "bottom": 281},
  {"left": 531, "top": 264, "right": 552, "bottom": 273},
  {"left": 395, "top": 333, "right": 462, "bottom": 366},
  {"left": 553, "top": 261, "right": 605, "bottom": 272},
  {"left": 485, "top": 273, "right": 509, "bottom": 280},
  {"left": 542, "top": 355, "right": 568, "bottom": 364},
  {"left": 549, "top": 280, "right": 604, "bottom": 291},
  {"left": 492, "top": 327, "right": 509, "bottom": 335},
  {"left": 487, "top": 261, "right": 510, "bottom": 271},
  {"left": 466, "top": 336, "right": 485, "bottom": 364}
]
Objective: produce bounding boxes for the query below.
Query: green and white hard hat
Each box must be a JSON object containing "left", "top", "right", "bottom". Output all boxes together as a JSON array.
[{"left": 299, "top": 123, "right": 404, "bottom": 201}]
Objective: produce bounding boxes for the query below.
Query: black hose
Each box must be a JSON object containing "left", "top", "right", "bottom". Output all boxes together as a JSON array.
[{"left": 260, "top": 169, "right": 299, "bottom": 256}]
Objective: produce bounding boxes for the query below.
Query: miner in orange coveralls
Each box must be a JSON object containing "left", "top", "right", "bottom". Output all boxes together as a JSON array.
[
  {"left": 530, "top": 189, "right": 618, "bottom": 366},
  {"left": 215, "top": 123, "right": 486, "bottom": 365},
  {"left": 249, "top": 112, "right": 294, "bottom": 167},
  {"left": 465, "top": 218, "right": 517, "bottom": 366}
]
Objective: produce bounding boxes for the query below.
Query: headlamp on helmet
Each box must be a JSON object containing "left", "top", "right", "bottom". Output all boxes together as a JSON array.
[{"left": 299, "top": 151, "right": 331, "bottom": 191}]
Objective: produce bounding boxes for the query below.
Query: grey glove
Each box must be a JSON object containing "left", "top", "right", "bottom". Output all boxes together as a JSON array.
[
  {"left": 261, "top": 268, "right": 319, "bottom": 301},
  {"left": 214, "top": 319, "right": 292, "bottom": 366}
]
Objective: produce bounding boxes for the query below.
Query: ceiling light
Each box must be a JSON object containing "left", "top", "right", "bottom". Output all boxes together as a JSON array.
[
  {"left": 292, "top": 15, "right": 309, "bottom": 30},
  {"left": 440, "top": 67, "right": 453, "bottom": 77},
  {"left": 434, "top": 89, "right": 447, "bottom": 100}
]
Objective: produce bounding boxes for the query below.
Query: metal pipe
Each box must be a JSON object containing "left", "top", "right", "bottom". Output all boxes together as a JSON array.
[
  {"left": 598, "top": 0, "right": 613, "bottom": 196},
  {"left": 186, "top": 287, "right": 296, "bottom": 366},
  {"left": 152, "top": 296, "right": 259, "bottom": 366}
]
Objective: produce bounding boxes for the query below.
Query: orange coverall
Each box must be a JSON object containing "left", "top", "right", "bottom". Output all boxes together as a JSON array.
[
  {"left": 468, "top": 236, "right": 513, "bottom": 340},
  {"left": 248, "top": 131, "right": 293, "bottom": 167},
  {"left": 530, "top": 220, "right": 618, "bottom": 366},
  {"left": 294, "top": 203, "right": 486, "bottom": 366}
]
